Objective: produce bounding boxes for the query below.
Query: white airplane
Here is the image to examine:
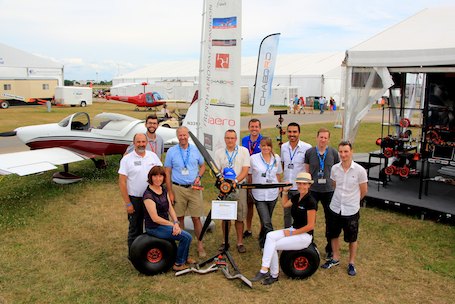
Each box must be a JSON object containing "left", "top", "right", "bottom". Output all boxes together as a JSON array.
[{"left": 0, "top": 112, "right": 179, "bottom": 183}]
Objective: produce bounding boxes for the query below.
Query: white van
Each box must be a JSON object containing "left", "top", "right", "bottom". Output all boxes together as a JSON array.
[{"left": 54, "top": 86, "right": 92, "bottom": 107}]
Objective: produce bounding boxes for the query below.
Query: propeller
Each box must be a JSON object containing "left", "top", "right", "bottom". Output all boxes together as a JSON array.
[
  {"left": 188, "top": 131, "right": 291, "bottom": 241},
  {"left": 0, "top": 131, "right": 17, "bottom": 137}
]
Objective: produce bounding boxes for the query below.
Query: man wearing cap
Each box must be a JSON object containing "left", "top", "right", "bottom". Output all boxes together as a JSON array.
[
  {"left": 118, "top": 133, "right": 163, "bottom": 257},
  {"left": 321, "top": 141, "right": 368, "bottom": 276},
  {"left": 164, "top": 126, "right": 207, "bottom": 258},
  {"left": 251, "top": 172, "right": 317, "bottom": 285},
  {"left": 214, "top": 129, "right": 250, "bottom": 253},
  {"left": 281, "top": 122, "right": 312, "bottom": 228},
  {"left": 304, "top": 128, "right": 340, "bottom": 260}
]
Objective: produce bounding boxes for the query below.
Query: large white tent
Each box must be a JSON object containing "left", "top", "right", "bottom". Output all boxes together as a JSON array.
[
  {"left": 112, "top": 52, "right": 345, "bottom": 104},
  {"left": 342, "top": 7, "right": 455, "bottom": 142},
  {"left": 0, "top": 43, "right": 63, "bottom": 85}
]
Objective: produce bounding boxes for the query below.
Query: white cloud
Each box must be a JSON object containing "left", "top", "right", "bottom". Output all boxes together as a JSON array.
[{"left": 1, "top": 0, "right": 453, "bottom": 80}]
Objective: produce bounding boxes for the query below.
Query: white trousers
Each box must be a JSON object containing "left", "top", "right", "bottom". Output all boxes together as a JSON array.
[{"left": 262, "top": 228, "right": 312, "bottom": 277}]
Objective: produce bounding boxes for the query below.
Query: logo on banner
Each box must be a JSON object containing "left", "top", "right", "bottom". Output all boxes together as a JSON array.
[
  {"left": 216, "top": 53, "right": 230, "bottom": 69},
  {"left": 210, "top": 98, "right": 234, "bottom": 108},
  {"left": 208, "top": 116, "right": 236, "bottom": 126},
  {"left": 211, "top": 79, "right": 234, "bottom": 85},
  {"left": 212, "top": 39, "right": 237, "bottom": 47},
  {"left": 212, "top": 17, "right": 237, "bottom": 29}
]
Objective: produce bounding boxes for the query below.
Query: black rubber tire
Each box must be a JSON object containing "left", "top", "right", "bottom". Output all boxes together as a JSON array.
[
  {"left": 80, "top": 101, "right": 87, "bottom": 107},
  {"left": 162, "top": 124, "right": 170, "bottom": 128},
  {"left": 280, "top": 243, "right": 320, "bottom": 279},
  {"left": 1, "top": 100, "right": 10, "bottom": 109},
  {"left": 129, "top": 234, "right": 177, "bottom": 276}
]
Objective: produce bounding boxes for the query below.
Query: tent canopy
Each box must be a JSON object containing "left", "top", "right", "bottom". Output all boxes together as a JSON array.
[{"left": 346, "top": 7, "right": 455, "bottom": 68}]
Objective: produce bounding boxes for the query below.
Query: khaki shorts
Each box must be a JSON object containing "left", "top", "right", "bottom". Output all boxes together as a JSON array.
[
  {"left": 225, "top": 188, "right": 247, "bottom": 221},
  {"left": 173, "top": 185, "right": 204, "bottom": 217}
]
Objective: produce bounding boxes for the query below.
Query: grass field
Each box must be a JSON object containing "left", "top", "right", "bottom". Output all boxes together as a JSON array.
[{"left": 0, "top": 103, "right": 454, "bottom": 303}]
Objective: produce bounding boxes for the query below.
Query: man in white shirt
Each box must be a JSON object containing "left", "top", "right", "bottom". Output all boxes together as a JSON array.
[
  {"left": 214, "top": 130, "right": 250, "bottom": 253},
  {"left": 118, "top": 133, "right": 163, "bottom": 257},
  {"left": 125, "top": 115, "right": 164, "bottom": 160},
  {"left": 281, "top": 122, "right": 311, "bottom": 228},
  {"left": 321, "top": 141, "right": 368, "bottom": 276}
]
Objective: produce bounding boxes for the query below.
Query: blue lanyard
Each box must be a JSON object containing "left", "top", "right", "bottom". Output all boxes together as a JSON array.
[
  {"left": 178, "top": 145, "right": 191, "bottom": 169},
  {"left": 260, "top": 153, "right": 276, "bottom": 174},
  {"left": 248, "top": 136, "right": 259, "bottom": 155},
  {"left": 225, "top": 146, "right": 238, "bottom": 168},
  {"left": 316, "top": 147, "right": 328, "bottom": 173},
  {"left": 288, "top": 144, "right": 299, "bottom": 164}
]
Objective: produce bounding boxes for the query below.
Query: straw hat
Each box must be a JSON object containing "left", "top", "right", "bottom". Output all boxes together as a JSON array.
[{"left": 295, "top": 172, "right": 314, "bottom": 184}]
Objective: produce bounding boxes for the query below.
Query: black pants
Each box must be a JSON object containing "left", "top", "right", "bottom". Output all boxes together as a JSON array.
[
  {"left": 127, "top": 196, "right": 144, "bottom": 253},
  {"left": 310, "top": 190, "right": 334, "bottom": 254}
]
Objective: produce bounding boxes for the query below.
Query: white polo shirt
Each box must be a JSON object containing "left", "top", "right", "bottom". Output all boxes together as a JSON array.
[
  {"left": 214, "top": 145, "right": 250, "bottom": 182},
  {"left": 118, "top": 150, "right": 162, "bottom": 197},
  {"left": 281, "top": 140, "right": 312, "bottom": 190},
  {"left": 249, "top": 153, "right": 283, "bottom": 201},
  {"left": 330, "top": 161, "right": 368, "bottom": 216}
]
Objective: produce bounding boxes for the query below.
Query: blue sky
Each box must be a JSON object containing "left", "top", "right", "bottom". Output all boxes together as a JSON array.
[{"left": 1, "top": 0, "right": 453, "bottom": 81}]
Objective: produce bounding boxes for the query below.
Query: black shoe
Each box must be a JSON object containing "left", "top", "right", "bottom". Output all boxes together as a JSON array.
[
  {"left": 251, "top": 271, "right": 270, "bottom": 282},
  {"left": 243, "top": 230, "right": 252, "bottom": 238},
  {"left": 325, "top": 252, "right": 333, "bottom": 261},
  {"left": 262, "top": 276, "right": 279, "bottom": 285}
]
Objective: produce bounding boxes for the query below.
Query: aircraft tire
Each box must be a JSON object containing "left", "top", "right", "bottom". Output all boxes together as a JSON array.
[
  {"left": 80, "top": 101, "right": 87, "bottom": 107},
  {"left": 280, "top": 243, "right": 320, "bottom": 279},
  {"left": 129, "top": 234, "right": 177, "bottom": 276},
  {"left": 1, "top": 100, "right": 10, "bottom": 109}
]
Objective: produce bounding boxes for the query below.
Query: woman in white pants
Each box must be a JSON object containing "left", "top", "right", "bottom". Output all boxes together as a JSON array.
[{"left": 251, "top": 172, "right": 317, "bottom": 285}]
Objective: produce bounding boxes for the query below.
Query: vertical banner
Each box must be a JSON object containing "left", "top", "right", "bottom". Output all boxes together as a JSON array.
[
  {"left": 252, "top": 33, "right": 280, "bottom": 114},
  {"left": 184, "top": 0, "right": 242, "bottom": 158}
]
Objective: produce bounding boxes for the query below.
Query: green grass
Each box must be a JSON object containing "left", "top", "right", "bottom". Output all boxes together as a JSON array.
[{"left": 0, "top": 104, "right": 454, "bottom": 303}]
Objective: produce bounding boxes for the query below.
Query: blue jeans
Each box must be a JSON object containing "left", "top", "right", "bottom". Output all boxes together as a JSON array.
[
  {"left": 254, "top": 198, "right": 277, "bottom": 248},
  {"left": 145, "top": 225, "right": 192, "bottom": 265}
]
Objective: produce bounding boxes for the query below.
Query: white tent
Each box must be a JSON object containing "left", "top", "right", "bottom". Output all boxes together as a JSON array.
[
  {"left": 342, "top": 7, "right": 455, "bottom": 142},
  {"left": 112, "top": 52, "right": 344, "bottom": 104},
  {"left": 0, "top": 43, "right": 63, "bottom": 85}
]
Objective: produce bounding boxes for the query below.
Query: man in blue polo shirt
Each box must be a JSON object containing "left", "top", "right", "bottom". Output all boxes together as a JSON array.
[
  {"left": 241, "top": 118, "right": 263, "bottom": 238},
  {"left": 164, "top": 126, "right": 207, "bottom": 258}
]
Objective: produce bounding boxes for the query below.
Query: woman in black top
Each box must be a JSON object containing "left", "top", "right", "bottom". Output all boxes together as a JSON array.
[
  {"left": 143, "top": 166, "right": 194, "bottom": 271},
  {"left": 251, "top": 172, "right": 317, "bottom": 285}
]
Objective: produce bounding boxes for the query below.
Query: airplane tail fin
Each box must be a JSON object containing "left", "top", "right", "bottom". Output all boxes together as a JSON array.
[{"left": 182, "top": 90, "right": 199, "bottom": 135}]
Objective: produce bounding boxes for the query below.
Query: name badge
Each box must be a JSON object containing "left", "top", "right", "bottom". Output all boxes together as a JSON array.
[
  {"left": 266, "top": 179, "right": 273, "bottom": 183},
  {"left": 318, "top": 178, "right": 326, "bottom": 184},
  {"left": 181, "top": 168, "right": 189, "bottom": 176},
  {"left": 134, "top": 161, "right": 141, "bottom": 166},
  {"left": 288, "top": 164, "right": 294, "bottom": 169},
  {"left": 261, "top": 172, "right": 267, "bottom": 177}
]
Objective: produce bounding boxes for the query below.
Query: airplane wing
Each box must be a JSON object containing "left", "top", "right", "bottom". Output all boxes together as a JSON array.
[{"left": 0, "top": 148, "right": 88, "bottom": 176}]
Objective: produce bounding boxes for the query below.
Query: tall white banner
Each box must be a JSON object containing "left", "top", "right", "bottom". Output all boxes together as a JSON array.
[
  {"left": 184, "top": 0, "right": 242, "bottom": 157},
  {"left": 252, "top": 33, "right": 280, "bottom": 114}
]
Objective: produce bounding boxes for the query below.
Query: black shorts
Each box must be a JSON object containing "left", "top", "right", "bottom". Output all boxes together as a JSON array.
[{"left": 327, "top": 209, "right": 360, "bottom": 243}]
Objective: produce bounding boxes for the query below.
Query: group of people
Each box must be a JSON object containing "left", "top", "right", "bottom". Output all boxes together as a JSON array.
[{"left": 118, "top": 115, "right": 368, "bottom": 284}]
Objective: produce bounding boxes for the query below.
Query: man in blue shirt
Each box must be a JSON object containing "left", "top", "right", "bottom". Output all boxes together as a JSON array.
[
  {"left": 241, "top": 118, "right": 263, "bottom": 238},
  {"left": 164, "top": 126, "right": 207, "bottom": 257}
]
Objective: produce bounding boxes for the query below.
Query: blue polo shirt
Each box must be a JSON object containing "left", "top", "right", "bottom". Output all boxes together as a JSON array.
[
  {"left": 241, "top": 134, "right": 263, "bottom": 155},
  {"left": 164, "top": 143, "right": 204, "bottom": 185}
]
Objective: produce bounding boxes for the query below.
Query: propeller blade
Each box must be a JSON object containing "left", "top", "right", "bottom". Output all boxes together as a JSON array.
[
  {"left": 0, "top": 131, "right": 17, "bottom": 137},
  {"left": 188, "top": 131, "right": 222, "bottom": 178}
]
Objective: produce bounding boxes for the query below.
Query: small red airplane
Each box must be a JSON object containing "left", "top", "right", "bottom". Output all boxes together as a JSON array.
[{"left": 106, "top": 92, "right": 166, "bottom": 111}]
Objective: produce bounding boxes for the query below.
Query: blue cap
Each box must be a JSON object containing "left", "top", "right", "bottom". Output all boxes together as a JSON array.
[{"left": 223, "top": 167, "right": 237, "bottom": 180}]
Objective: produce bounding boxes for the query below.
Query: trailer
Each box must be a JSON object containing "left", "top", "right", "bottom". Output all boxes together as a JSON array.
[
  {"left": 54, "top": 86, "right": 92, "bottom": 107},
  {"left": 0, "top": 79, "right": 58, "bottom": 109}
]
